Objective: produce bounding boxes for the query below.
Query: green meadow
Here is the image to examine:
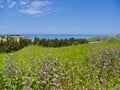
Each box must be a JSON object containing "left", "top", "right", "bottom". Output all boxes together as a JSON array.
[
  {"left": 0, "top": 41, "right": 120, "bottom": 89},
  {"left": 0, "top": 0, "right": 120, "bottom": 89}
]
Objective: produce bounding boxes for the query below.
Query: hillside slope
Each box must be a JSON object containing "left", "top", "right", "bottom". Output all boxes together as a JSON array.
[{"left": 0, "top": 42, "right": 120, "bottom": 89}]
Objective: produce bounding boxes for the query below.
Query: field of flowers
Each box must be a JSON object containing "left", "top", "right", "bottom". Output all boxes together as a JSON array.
[{"left": 0, "top": 42, "right": 120, "bottom": 89}]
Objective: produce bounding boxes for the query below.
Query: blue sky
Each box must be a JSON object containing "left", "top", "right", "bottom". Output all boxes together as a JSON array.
[{"left": 0, "top": 0, "right": 120, "bottom": 35}]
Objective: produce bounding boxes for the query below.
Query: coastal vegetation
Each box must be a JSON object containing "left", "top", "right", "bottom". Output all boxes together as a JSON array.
[
  {"left": 0, "top": 34, "right": 120, "bottom": 89},
  {"left": 0, "top": 35, "right": 88, "bottom": 53}
]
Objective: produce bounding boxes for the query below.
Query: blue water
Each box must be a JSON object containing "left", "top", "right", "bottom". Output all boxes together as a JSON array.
[{"left": 20, "top": 34, "right": 107, "bottom": 40}]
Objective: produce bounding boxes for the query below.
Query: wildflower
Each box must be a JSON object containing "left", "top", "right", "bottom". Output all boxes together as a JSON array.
[
  {"left": 60, "top": 89, "right": 64, "bottom": 90},
  {"left": 56, "top": 83, "right": 60, "bottom": 87},
  {"left": 105, "top": 50, "right": 109, "bottom": 54},
  {"left": 53, "top": 78, "right": 56, "bottom": 82},
  {"left": 27, "top": 86, "right": 32, "bottom": 90},
  {"left": 22, "top": 86, "right": 26, "bottom": 90},
  {"left": 22, "top": 82, "right": 27, "bottom": 85},
  {"left": 53, "top": 83, "right": 60, "bottom": 87},
  {"left": 100, "top": 78, "right": 106, "bottom": 84},
  {"left": 55, "top": 74, "right": 59, "bottom": 78},
  {"left": 53, "top": 68, "right": 56, "bottom": 72},
  {"left": 16, "top": 70, "right": 19, "bottom": 74},
  {"left": 104, "top": 61, "right": 109, "bottom": 67},
  {"left": 43, "top": 71, "right": 46, "bottom": 74}
]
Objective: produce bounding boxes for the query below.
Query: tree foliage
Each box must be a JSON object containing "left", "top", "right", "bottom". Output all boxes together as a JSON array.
[{"left": 0, "top": 35, "right": 88, "bottom": 53}]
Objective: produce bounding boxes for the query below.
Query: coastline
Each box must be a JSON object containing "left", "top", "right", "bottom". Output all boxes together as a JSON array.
[{"left": 9, "top": 34, "right": 108, "bottom": 39}]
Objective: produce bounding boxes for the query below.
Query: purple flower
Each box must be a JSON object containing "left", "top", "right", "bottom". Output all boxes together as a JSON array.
[{"left": 104, "top": 61, "right": 109, "bottom": 67}]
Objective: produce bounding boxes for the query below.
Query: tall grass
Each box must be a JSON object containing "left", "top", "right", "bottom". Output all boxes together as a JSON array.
[
  {"left": 0, "top": 42, "right": 120, "bottom": 89},
  {"left": 108, "top": 34, "right": 120, "bottom": 42}
]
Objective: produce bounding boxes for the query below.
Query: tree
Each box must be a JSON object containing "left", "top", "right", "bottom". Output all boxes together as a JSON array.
[{"left": 33, "top": 37, "right": 40, "bottom": 45}]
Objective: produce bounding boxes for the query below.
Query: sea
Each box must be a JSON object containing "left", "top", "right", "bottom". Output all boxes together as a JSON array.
[{"left": 19, "top": 34, "right": 107, "bottom": 40}]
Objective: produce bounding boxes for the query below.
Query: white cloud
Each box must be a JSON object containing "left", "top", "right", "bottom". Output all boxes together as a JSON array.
[
  {"left": 31, "top": 1, "right": 49, "bottom": 7},
  {"left": 0, "top": 5, "right": 3, "bottom": 8},
  {"left": 19, "top": 0, "right": 51, "bottom": 15},
  {"left": 20, "top": 1, "right": 27, "bottom": 6},
  {"left": 0, "top": 0, "right": 54, "bottom": 16},
  {"left": 20, "top": 8, "right": 42, "bottom": 15},
  {"left": 0, "top": 0, "right": 3, "bottom": 7},
  {"left": 8, "top": 1, "right": 16, "bottom": 8}
]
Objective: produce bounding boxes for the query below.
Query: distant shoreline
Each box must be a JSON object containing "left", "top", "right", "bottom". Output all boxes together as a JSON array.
[{"left": 0, "top": 34, "right": 108, "bottom": 39}]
